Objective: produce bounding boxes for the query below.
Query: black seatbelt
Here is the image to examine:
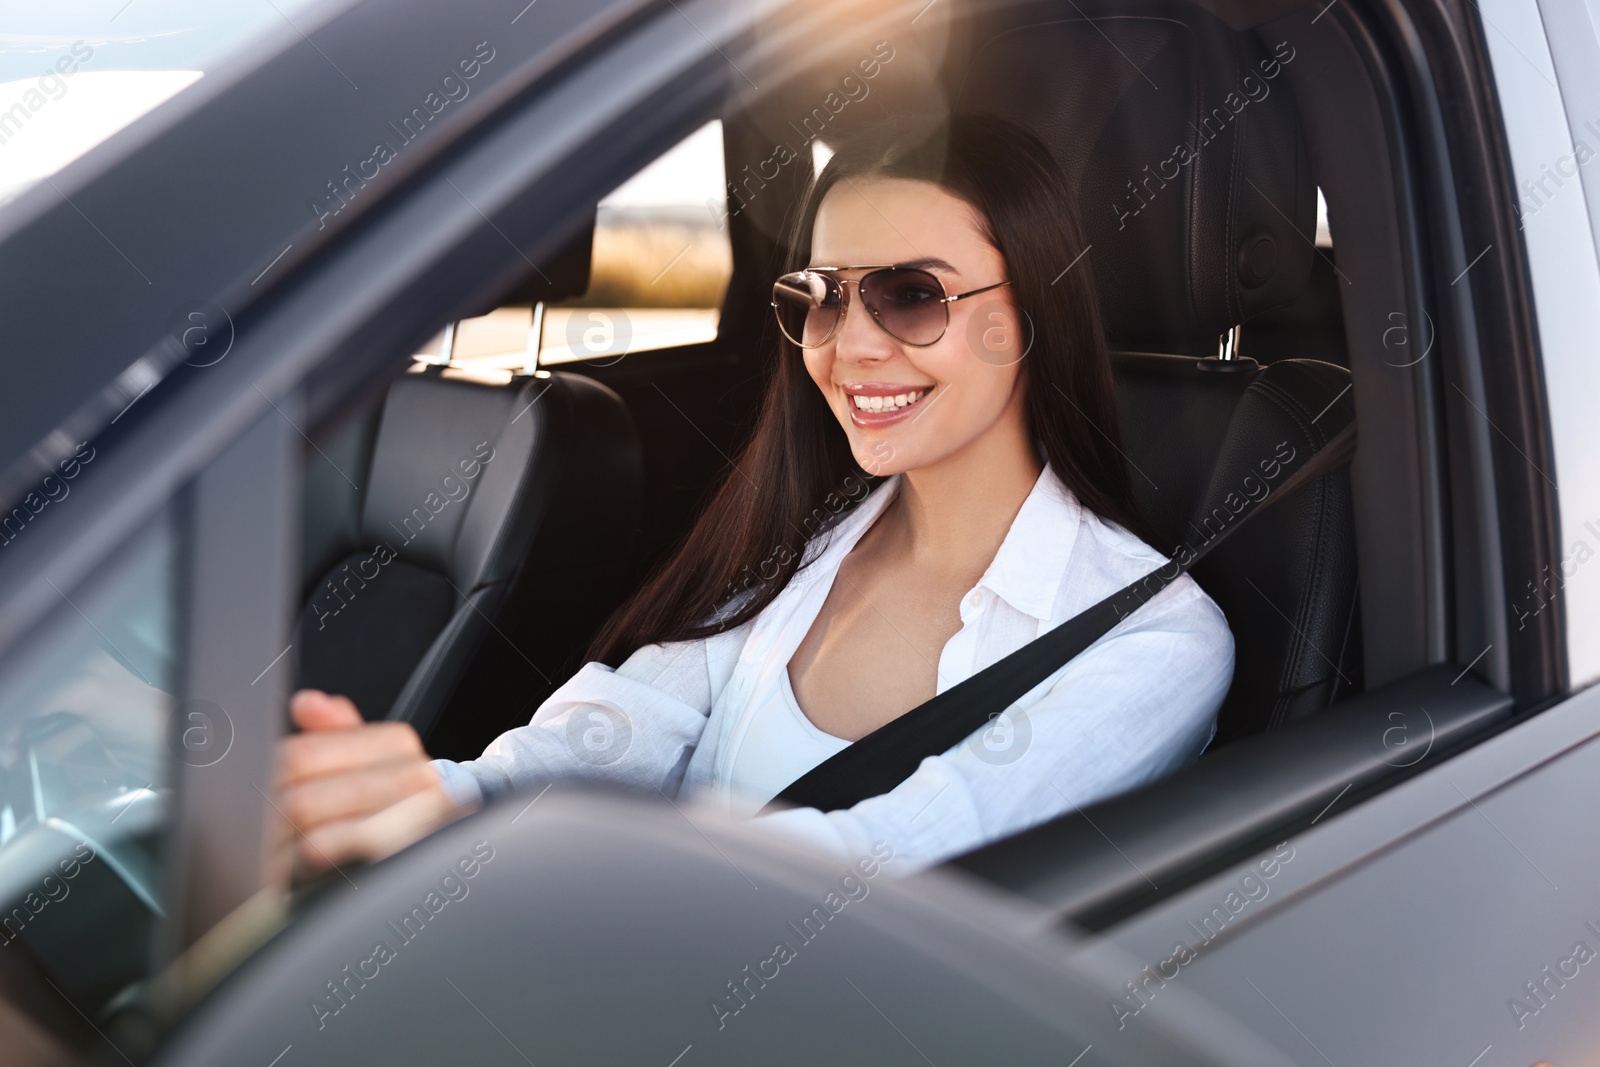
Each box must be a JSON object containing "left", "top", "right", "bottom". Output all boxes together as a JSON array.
[{"left": 762, "top": 424, "right": 1356, "bottom": 815}]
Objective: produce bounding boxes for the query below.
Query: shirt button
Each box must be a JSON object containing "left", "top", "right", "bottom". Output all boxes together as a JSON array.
[{"left": 966, "top": 590, "right": 984, "bottom": 607}]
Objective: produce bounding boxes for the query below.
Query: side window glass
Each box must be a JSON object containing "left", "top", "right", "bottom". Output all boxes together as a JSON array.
[
  {"left": 0, "top": 515, "right": 177, "bottom": 1010},
  {"left": 415, "top": 119, "right": 732, "bottom": 371}
]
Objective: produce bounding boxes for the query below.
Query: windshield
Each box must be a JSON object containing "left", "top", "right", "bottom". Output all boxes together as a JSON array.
[{"left": 0, "top": 0, "right": 335, "bottom": 207}]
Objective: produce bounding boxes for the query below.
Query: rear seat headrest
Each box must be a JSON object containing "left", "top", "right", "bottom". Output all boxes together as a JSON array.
[
  {"left": 955, "top": 10, "right": 1316, "bottom": 348},
  {"left": 460, "top": 206, "right": 596, "bottom": 319}
]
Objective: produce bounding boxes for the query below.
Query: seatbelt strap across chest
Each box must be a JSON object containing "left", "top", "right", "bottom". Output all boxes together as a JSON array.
[{"left": 762, "top": 423, "right": 1356, "bottom": 815}]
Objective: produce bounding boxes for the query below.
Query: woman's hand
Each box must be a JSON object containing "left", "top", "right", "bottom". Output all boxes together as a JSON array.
[{"left": 273, "top": 689, "right": 471, "bottom": 879}]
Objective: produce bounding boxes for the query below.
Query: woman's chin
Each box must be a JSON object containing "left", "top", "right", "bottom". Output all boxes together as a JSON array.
[{"left": 851, "top": 440, "right": 912, "bottom": 477}]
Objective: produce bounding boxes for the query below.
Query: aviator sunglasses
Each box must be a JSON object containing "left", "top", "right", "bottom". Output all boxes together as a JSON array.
[{"left": 772, "top": 265, "right": 1010, "bottom": 348}]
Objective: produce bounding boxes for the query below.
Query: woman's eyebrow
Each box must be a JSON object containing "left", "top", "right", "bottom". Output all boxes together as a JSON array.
[
  {"left": 895, "top": 257, "right": 960, "bottom": 274},
  {"left": 805, "top": 258, "right": 962, "bottom": 273}
]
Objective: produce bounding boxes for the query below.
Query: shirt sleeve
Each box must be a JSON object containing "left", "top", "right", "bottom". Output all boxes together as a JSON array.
[
  {"left": 431, "top": 632, "right": 726, "bottom": 810},
  {"left": 748, "top": 577, "right": 1235, "bottom": 874}
]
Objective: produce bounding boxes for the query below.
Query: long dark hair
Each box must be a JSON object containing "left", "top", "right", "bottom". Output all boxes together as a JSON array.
[{"left": 586, "top": 113, "right": 1146, "bottom": 665}]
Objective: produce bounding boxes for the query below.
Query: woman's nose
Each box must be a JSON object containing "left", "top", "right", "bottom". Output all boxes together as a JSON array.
[{"left": 833, "top": 283, "right": 897, "bottom": 363}]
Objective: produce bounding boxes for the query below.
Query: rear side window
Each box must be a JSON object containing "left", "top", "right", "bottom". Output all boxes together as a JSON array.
[
  {"left": 416, "top": 119, "right": 732, "bottom": 370},
  {"left": 542, "top": 118, "right": 731, "bottom": 364}
]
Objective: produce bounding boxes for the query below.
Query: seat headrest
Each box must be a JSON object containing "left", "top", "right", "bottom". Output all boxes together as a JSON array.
[
  {"left": 463, "top": 207, "right": 596, "bottom": 317},
  {"left": 525, "top": 208, "right": 596, "bottom": 305},
  {"left": 955, "top": 11, "right": 1315, "bottom": 348}
]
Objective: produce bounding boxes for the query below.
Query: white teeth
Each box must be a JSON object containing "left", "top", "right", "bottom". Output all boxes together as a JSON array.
[{"left": 850, "top": 388, "right": 928, "bottom": 412}]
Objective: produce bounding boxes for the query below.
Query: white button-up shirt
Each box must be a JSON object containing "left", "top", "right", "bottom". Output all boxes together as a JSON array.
[{"left": 433, "top": 463, "right": 1234, "bottom": 873}]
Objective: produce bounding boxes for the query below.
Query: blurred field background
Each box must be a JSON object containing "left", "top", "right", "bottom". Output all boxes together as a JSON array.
[{"left": 571, "top": 204, "right": 732, "bottom": 310}]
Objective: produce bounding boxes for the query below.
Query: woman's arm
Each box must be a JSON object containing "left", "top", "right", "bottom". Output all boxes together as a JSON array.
[
  {"left": 276, "top": 630, "right": 732, "bottom": 875},
  {"left": 431, "top": 634, "right": 724, "bottom": 807},
  {"left": 749, "top": 580, "right": 1235, "bottom": 873}
]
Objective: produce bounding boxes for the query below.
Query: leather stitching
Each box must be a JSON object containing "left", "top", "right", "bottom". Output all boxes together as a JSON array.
[{"left": 1248, "top": 374, "right": 1344, "bottom": 722}]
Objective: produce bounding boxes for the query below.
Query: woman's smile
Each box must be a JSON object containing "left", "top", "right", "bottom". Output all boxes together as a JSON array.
[
  {"left": 840, "top": 381, "right": 937, "bottom": 427},
  {"left": 801, "top": 177, "right": 1029, "bottom": 477}
]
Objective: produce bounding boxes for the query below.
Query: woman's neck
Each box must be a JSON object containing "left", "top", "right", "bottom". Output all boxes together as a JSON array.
[{"left": 880, "top": 407, "right": 1044, "bottom": 578}]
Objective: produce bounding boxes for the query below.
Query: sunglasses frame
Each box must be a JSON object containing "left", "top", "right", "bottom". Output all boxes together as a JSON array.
[{"left": 772, "top": 264, "right": 1011, "bottom": 348}]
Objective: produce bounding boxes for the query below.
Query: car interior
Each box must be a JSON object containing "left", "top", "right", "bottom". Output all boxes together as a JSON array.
[
  {"left": 0, "top": 0, "right": 1547, "bottom": 1058},
  {"left": 299, "top": 3, "right": 1364, "bottom": 767},
  {"left": 294, "top": 231, "right": 643, "bottom": 743}
]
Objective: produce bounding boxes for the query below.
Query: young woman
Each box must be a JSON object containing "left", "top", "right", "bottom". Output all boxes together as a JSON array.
[{"left": 276, "top": 115, "right": 1234, "bottom": 877}]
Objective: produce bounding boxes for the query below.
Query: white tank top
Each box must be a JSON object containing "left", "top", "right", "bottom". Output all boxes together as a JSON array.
[{"left": 722, "top": 661, "right": 851, "bottom": 817}]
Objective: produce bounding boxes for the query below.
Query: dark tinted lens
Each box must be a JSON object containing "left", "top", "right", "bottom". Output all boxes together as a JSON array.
[
  {"left": 860, "top": 268, "right": 947, "bottom": 345},
  {"left": 773, "top": 271, "right": 841, "bottom": 347}
]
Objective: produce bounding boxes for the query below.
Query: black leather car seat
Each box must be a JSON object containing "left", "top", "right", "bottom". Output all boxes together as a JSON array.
[
  {"left": 296, "top": 223, "right": 643, "bottom": 736},
  {"left": 955, "top": 5, "right": 1360, "bottom": 743}
]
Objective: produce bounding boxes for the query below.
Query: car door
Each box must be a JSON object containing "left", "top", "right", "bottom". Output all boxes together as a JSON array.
[
  {"left": 1106, "top": 0, "right": 1600, "bottom": 1061},
  {"left": 956, "top": 0, "right": 1600, "bottom": 1061}
]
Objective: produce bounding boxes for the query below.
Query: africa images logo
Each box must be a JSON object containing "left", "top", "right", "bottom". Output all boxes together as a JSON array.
[
  {"left": 707, "top": 41, "right": 897, "bottom": 231},
  {"left": 309, "top": 841, "right": 496, "bottom": 1030},
  {"left": 710, "top": 841, "right": 896, "bottom": 1030},
  {"left": 1111, "top": 842, "right": 1296, "bottom": 1029},
  {"left": 310, "top": 41, "right": 497, "bottom": 230},
  {"left": 307, "top": 442, "right": 496, "bottom": 631},
  {"left": 0, "top": 39, "right": 95, "bottom": 147},
  {"left": 1110, "top": 41, "right": 1297, "bottom": 231}
]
